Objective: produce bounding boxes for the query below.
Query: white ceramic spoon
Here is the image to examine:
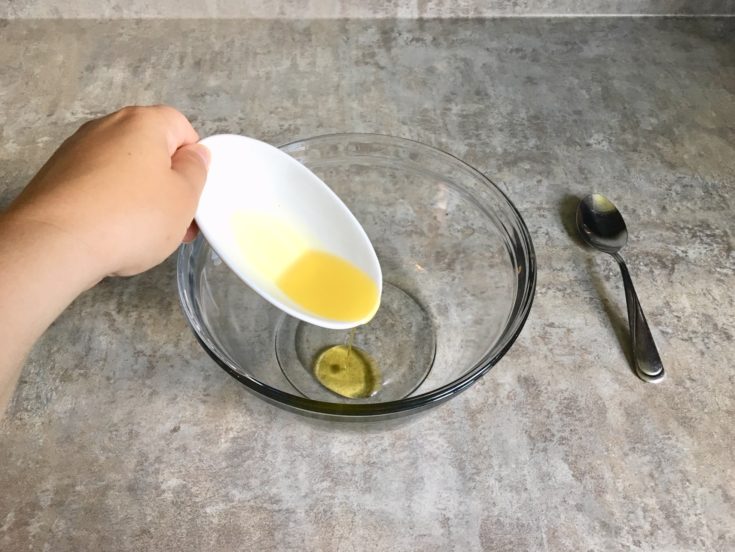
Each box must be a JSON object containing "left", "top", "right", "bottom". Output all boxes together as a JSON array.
[{"left": 195, "top": 134, "right": 382, "bottom": 329}]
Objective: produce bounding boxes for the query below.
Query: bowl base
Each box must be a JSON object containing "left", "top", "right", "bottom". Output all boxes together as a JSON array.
[{"left": 275, "top": 282, "right": 436, "bottom": 403}]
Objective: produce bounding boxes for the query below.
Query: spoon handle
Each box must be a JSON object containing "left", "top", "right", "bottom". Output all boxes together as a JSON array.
[{"left": 613, "top": 253, "right": 665, "bottom": 382}]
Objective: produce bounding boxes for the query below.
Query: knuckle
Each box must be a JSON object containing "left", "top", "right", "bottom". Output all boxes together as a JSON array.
[
  {"left": 117, "top": 105, "right": 143, "bottom": 118},
  {"left": 77, "top": 117, "right": 98, "bottom": 133},
  {"left": 180, "top": 147, "right": 205, "bottom": 167},
  {"left": 152, "top": 103, "right": 176, "bottom": 115},
  {"left": 113, "top": 105, "right": 153, "bottom": 127},
  {"left": 156, "top": 104, "right": 189, "bottom": 126},
  {"left": 77, "top": 109, "right": 117, "bottom": 132}
]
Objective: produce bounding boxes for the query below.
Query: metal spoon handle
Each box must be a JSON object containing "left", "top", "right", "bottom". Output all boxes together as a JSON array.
[{"left": 613, "top": 253, "right": 665, "bottom": 382}]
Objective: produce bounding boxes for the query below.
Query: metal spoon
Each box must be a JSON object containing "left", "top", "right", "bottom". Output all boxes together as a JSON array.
[{"left": 576, "top": 194, "right": 665, "bottom": 383}]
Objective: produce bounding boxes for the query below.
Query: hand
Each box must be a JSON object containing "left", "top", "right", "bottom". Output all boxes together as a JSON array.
[
  {"left": 5, "top": 105, "right": 210, "bottom": 280},
  {"left": 0, "top": 105, "right": 209, "bottom": 415}
]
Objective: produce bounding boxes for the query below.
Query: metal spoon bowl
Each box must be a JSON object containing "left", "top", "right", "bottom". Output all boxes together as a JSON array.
[{"left": 577, "top": 194, "right": 665, "bottom": 383}]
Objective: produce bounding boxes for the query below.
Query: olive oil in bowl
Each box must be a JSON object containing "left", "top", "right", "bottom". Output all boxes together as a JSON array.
[{"left": 313, "top": 329, "right": 381, "bottom": 398}]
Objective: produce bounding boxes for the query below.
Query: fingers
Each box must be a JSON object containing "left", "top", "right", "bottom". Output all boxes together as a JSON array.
[
  {"left": 182, "top": 220, "right": 199, "bottom": 243},
  {"left": 151, "top": 105, "right": 200, "bottom": 155},
  {"left": 171, "top": 143, "right": 210, "bottom": 198},
  {"left": 99, "top": 105, "right": 200, "bottom": 155}
]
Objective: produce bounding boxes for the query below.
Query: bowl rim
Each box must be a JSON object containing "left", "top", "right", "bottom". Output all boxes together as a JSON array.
[{"left": 177, "top": 132, "right": 536, "bottom": 417}]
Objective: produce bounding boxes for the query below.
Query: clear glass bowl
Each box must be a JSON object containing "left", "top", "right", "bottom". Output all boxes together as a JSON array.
[{"left": 177, "top": 134, "right": 535, "bottom": 419}]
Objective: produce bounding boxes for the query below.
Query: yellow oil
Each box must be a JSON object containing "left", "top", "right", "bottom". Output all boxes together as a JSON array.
[
  {"left": 277, "top": 250, "right": 379, "bottom": 323},
  {"left": 232, "top": 213, "right": 379, "bottom": 323},
  {"left": 313, "top": 329, "right": 381, "bottom": 398}
]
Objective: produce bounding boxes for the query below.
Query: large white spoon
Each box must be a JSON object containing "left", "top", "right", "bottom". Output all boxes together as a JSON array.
[{"left": 195, "top": 134, "right": 382, "bottom": 330}]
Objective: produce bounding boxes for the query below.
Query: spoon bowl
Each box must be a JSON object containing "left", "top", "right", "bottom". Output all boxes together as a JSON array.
[
  {"left": 576, "top": 194, "right": 628, "bottom": 253},
  {"left": 195, "top": 134, "right": 382, "bottom": 329}
]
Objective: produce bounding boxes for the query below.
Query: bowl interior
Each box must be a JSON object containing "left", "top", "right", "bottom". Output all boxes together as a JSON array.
[{"left": 178, "top": 134, "right": 535, "bottom": 416}]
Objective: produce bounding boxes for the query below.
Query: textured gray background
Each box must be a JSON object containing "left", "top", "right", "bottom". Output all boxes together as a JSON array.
[
  {"left": 1, "top": 17, "right": 734, "bottom": 552},
  {"left": 2, "top": 0, "right": 735, "bottom": 17}
]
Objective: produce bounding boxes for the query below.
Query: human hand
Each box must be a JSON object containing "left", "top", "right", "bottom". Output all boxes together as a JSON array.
[{"left": 5, "top": 105, "right": 209, "bottom": 281}]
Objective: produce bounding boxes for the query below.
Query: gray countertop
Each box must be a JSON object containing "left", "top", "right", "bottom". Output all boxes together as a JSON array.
[
  {"left": 1, "top": 17, "right": 734, "bottom": 551},
  {"left": 4, "top": 0, "right": 735, "bottom": 17}
]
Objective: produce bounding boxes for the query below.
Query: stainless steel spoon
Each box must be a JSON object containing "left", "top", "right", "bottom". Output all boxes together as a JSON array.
[{"left": 576, "top": 194, "right": 665, "bottom": 383}]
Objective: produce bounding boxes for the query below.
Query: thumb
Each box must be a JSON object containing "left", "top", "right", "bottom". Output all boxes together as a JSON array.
[{"left": 171, "top": 143, "right": 210, "bottom": 195}]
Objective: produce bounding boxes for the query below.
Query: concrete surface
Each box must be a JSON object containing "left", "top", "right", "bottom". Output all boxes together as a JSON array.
[
  {"left": 2, "top": 0, "right": 735, "bottom": 18},
  {"left": 1, "top": 17, "right": 734, "bottom": 551}
]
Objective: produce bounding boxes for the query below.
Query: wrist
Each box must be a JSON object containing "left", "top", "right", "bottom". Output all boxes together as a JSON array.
[
  {"left": 0, "top": 209, "right": 105, "bottom": 405},
  {"left": 0, "top": 208, "right": 107, "bottom": 293}
]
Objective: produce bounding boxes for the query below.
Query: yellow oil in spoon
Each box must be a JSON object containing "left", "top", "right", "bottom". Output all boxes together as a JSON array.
[
  {"left": 276, "top": 250, "right": 379, "bottom": 323},
  {"left": 232, "top": 213, "right": 379, "bottom": 323}
]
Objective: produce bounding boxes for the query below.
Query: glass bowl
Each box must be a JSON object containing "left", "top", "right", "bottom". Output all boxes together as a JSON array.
[{"left": 177, "top": 134, "right": 535, "bottom": 419}]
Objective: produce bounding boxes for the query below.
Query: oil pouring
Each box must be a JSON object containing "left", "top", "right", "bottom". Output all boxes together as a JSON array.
[
  {"left": 231, "top": 214, "right": 381, "bottom": 397},
  {"left": 195, "top": 134, "right": 383, "bottom": 397}
]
